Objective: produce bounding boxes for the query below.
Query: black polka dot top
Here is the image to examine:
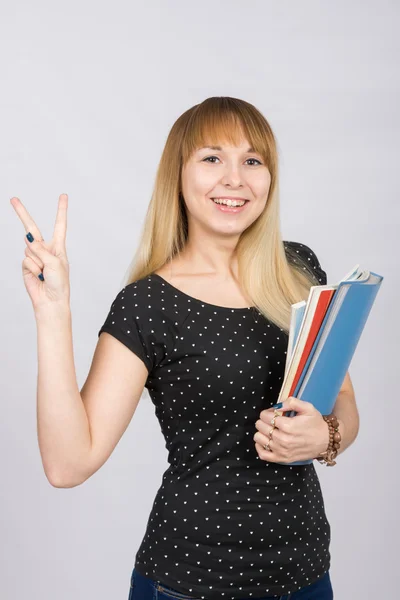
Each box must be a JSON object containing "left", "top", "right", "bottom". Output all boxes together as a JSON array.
[{"left": 98, "top": 241, "right": 331, "bottom": 599}]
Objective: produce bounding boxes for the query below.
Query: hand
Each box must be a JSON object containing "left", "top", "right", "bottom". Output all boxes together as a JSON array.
[
  {"left": 10, "top": 194, "right": 71, "bottom": 312},
  {"left": 253, "top": 396, "right": 330, "bottom": 463}
]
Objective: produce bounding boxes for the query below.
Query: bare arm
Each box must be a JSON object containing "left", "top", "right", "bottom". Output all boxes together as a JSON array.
[
  {"left": 36, "top": 304, "right": 148, "bottom": 488},
  {"left": 35, "top": 304, "right": 90, "bottom": 487},
  {"left": 332, "top": 371, "right": 360, "bottom": 456},
  {"left": 11, "top": 194, "right": 147, "bottom": 488}
]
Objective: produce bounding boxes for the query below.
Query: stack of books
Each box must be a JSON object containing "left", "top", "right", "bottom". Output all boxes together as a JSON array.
[{"left": 277, "top": 264, "right": 384, "bottom": 466}]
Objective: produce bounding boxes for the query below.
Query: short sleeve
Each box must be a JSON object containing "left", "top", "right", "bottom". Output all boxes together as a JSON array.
[
  {"left": 284, "top": 240, "right": 327, "bottom": 285},
  {"left": 98, "top": 282, "right": 160, "bottom": 374}
]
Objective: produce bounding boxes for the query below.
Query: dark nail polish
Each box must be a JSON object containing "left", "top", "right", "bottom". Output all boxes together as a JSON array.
[
  {"left": 38, "top": 273, "right": 44, "bottom": 281},
  {"left": 272, "top": 402, "right": 283, "bottom": 409},
  {"left": 26, "top": 232, "right": 34, "bottom": 242}
]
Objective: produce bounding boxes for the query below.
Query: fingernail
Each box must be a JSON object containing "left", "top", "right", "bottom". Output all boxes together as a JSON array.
[
  {"left": 38, "top": 273, "right": 44, "bottom": 281},
  {"left": 272, "top": 402, "right": 283, "bottom": 409},
  {"left": 26, "top": 232, "right": 34, "bottom": 242}
]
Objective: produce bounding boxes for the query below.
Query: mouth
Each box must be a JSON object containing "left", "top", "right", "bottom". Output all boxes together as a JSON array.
[
  {"left": 210, "top": 197, "right": 249, "bottom": 213},
  {"left": 211, "top": 197, "right": 249, "bottom": 205}
]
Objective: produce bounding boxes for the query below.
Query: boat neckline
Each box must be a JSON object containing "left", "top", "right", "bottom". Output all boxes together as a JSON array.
[{"left": 150, "top": 273, "right": 256, "bottom": 312}]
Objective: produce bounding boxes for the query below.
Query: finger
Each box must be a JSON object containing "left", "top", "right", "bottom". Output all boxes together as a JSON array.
[
  {"left": 22, "top": 256, "right": 44, "bottom": 280},
  {"left": 52, "top": 194, "right": 68, "bottom": 247},
  {"left": 255, "top": 418, "right": 277, "bottom": 436},
  {"left": 270, "top": 413, "right": 287, "bottom": 431},
  {"left": 254, "top": 429, "right": 276, "bottom": 450},
  {"left": 23, "top": 233, "right": 55, "bottom": 266},
  {"left": 282, "top": 397, "right": 314, "bottom": 415},
  {"left": 259, "top": 410, "right": 285, "bottom": 431},
  {"left": 260, "top": 407, "right": 285, "bottom": 419},
  {"left": 10, "top": 197, "right": 45, "bottom": 242},
  {"left": 24, "top": 246, "right": 44, "bottom": 270},
  {"left": 255, "top": 440, "right": 275, "bottom": 462}
]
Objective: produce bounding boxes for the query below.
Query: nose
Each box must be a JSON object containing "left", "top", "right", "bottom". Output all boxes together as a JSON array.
[{"left": 220, "top": 163, "right": 244, "bottom": 188}]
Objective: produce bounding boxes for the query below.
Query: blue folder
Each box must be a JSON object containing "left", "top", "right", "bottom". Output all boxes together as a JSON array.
[{"left": 279, "top": 270, "right": 384, "bottom": 466}]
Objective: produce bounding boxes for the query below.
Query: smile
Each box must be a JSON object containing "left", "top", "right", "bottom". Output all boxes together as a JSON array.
[
  {"left": 210, "top": 198, "right": 249, "bottom": 213},
  {"left": 212, "top": 197, "right": 247, "bottom": 206}
]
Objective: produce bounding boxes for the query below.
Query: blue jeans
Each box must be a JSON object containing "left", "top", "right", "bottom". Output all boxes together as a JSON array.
[{"left": 128, "top": 567, "right": 333, "bottom": 600}]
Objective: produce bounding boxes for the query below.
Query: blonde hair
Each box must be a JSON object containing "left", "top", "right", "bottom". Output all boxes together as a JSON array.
[{"left": 123, "top": 96, "right": 319, "bottom": 333}]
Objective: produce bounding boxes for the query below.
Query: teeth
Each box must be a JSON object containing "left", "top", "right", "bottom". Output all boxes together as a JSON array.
[{"left": 212, "top": 198, "right": 246, "bottom": 207}]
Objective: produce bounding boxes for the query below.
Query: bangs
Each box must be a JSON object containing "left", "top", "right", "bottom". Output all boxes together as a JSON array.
[{"left": 180, "top": 97, "right": 273, "bottom": 167}]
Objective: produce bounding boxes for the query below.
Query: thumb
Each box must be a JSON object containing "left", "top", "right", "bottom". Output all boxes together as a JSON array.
[{"left": 273, "top": 396, "right": 314, "bottom": 415}]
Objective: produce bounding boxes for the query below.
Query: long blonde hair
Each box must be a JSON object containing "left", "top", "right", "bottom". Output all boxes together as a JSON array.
[{"left": 123, "top": 96, "right": 320, "bottom": 333}]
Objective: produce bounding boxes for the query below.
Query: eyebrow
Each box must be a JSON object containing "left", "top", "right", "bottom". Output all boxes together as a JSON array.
[{"left": 199, "top": 145, "right": 256, "bottom": 152}]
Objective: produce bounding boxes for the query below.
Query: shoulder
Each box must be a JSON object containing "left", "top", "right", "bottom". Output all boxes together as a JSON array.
[
  {"left": 121, "top": 275, "right": 156, "bottom": 301},
  {"left": 283, "top": 240, "right": 327, "bottom": 285},
  {"left": 112, "top": 275, "right": 169, "bottom": 319},
  {"left": 107, "top": 276, "right": 153, "bottom": 311},
  {"left": 283, "top": 240, "right": 321, "bottom": 263},
  {"left": 98, "top": 276, "right": 177, "bottom": 374}
]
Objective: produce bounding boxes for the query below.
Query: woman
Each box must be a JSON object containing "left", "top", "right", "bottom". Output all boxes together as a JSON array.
[{"left": 12, "top": 96, "right": 359, "bottom": 600}]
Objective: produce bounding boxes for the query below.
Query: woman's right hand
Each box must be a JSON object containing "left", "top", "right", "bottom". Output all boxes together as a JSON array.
[{"left": 10, "top": 193, "right": 71, "bottom": 312}]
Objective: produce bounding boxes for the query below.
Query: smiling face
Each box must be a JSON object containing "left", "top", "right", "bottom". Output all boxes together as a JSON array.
[{"left": 180, "top": 136, "right": 272, "bottom": 240}]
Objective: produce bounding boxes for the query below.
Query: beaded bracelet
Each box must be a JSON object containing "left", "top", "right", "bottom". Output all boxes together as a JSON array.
[{"left": 316, "top": 414, "right": 341, "bottom": 466}]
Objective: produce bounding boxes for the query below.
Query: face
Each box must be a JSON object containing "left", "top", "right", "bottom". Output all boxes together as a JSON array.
[{"left": 180, "top": 136, "right": 271, "bottom": 239}]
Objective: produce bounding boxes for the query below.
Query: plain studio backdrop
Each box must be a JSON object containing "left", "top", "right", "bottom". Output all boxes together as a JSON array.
[{"left": 1, "top": 1, "right": 398, "bottom": 599}]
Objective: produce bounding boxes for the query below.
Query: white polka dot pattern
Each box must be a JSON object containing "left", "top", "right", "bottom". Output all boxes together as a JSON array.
[{"left": 98, "top": 241, "right": 330, "bottom": 599}]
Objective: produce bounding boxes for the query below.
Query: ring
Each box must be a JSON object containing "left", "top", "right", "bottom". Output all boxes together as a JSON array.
[
  {"left": 268, "top": 427, "right": 274, "bottom": 440},
  {"left": 274, "top": 408, "right": 282, "bottom": 418},
  {"left": 264, "top": 440, "right": 271, "bottom": 451}
]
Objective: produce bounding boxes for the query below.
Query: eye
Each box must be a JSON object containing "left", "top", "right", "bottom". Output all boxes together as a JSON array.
[
  {"left": 202, "top": 156, "right": 220, "bottom": 163},
  {"left": 202, "top": 156, "right": 263, "bottom": 165},
  {"left": 246, "top": 158, "right": 262, "bottom": 166}
]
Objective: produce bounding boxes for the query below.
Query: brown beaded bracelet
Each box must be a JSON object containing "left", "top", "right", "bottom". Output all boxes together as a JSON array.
[{"left": 316, "top": 414, "right": 341, "bottom": 466}]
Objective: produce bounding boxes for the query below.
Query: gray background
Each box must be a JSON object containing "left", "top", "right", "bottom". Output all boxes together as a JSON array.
[{"left": 1, "top": 1, "right": 398, "bottom": 598}]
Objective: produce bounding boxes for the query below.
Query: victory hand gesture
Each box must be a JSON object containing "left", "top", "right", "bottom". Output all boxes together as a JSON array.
[{"left": 11, "top": 193, "right": 71, "bottom": 311}]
